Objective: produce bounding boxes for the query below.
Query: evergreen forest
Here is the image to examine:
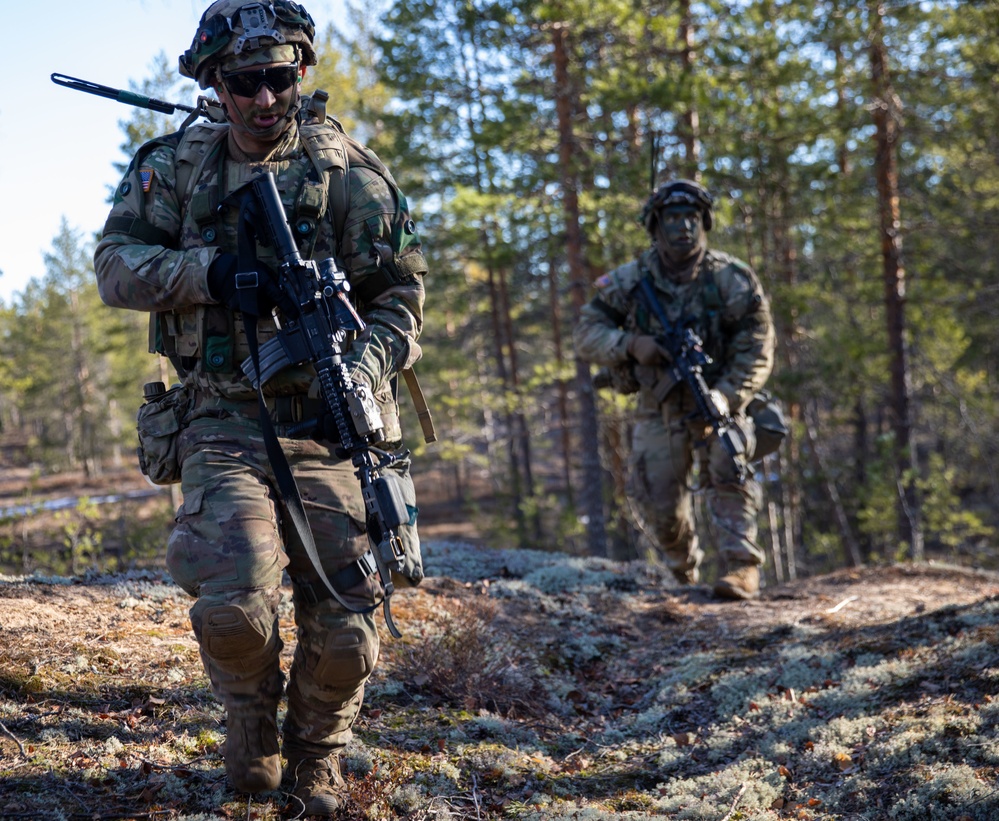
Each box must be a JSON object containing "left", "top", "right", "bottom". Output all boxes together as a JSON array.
[{"left": 1, "top": 0, "right": 997, "bottom": 584}]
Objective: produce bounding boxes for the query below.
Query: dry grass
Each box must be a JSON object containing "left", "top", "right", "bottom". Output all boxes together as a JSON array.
[{"left": 2, "top": 549, "right": 999, "bottom": 820}]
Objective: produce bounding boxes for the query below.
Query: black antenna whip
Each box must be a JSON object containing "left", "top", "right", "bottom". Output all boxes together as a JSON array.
[{"left": 51, "top": 73, "right": 198, "bottom": 115}]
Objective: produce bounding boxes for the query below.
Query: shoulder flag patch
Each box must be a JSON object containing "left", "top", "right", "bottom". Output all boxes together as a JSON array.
[
  {"left": 594, "top": 274, "right": 612, "bottom": 289},
  {"left": 140, "top": 168, "right": 155, "bottom": 192}
]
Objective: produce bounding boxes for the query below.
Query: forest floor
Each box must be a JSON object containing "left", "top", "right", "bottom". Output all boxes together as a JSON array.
[
  {"left": 2, "top": 535, "right": 999, "bottom": 820},
  {"left": 2, "top": 465, "right": 999, "bottom": 819}
]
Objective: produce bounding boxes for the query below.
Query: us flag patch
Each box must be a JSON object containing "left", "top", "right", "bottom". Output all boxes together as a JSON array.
[
  {"left": 140, "top": 168, "right": 155, "bottom": 192},
  {"left": 594, "top": 274, "right": 612, "bottom": 289}
]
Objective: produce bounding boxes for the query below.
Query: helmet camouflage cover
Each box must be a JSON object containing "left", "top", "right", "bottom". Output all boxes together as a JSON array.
[
  {"left": 641, "top": 179, "right": 715, "bottom": 232},
  {"left": 180, "top": 0, "right": 317, "bottom": 88}
]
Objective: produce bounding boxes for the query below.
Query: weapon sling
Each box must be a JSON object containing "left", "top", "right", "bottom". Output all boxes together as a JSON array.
[{"left": 234, "top": 194, "right": 402, "bottom": 637}]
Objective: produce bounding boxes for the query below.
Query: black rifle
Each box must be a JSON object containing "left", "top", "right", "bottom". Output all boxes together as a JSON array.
[
  {"left": 238, "top": 172, "right": 410, "bottom": 638},
  {"left": 635, "top": 276, "right": 748, "bottom": 484}
]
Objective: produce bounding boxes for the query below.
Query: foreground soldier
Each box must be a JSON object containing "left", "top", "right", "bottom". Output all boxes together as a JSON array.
[
  {"left": 574, "top": 180, "right": 775, "bottom": 600},
  {"left": 94, "top": 1, "right": 428, "bottom": 813}
]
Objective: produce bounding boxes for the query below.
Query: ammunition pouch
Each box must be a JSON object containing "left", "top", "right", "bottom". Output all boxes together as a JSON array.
[
  {"left": 136, "top": 383, "right": 193, "bottom": 485},
  {"left": 747, "top": 389, "right": 788, "bottom": 461},
  {"left": 594, "top": 362, "right": 640, "bottom": 395}
]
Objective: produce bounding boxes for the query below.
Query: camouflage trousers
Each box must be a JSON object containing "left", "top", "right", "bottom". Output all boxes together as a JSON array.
[
  {"left": 627, "top": 406, "right": 764, "bottom": 575},
  {"left": 166, "top": 408, "right": 391, "bottom": 756}
]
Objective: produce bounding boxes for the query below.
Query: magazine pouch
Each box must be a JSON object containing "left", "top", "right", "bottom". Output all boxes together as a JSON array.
[{"left": 136, "top": 382, "right": 191, "bottom": 485}]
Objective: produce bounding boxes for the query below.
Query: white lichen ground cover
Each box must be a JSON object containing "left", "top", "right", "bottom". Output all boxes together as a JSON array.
[{"left": 1, "top": 542, "right": 998, "bottom": 820}]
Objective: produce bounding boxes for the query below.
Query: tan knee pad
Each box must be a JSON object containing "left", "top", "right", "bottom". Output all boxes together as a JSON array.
[
  {"left": 314, "top": 626, "right": 378, "bottom": 699},
  {"left": 201, "top": 604, "right": 269, "bottom": 661},
  {"left": 191, "top": 590, "right": 280, "bottom": 671}
]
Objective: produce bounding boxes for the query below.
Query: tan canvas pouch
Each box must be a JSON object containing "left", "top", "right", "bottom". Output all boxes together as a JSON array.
[{"left": 135, "top": 384, "right": 191, "bottom": 485}]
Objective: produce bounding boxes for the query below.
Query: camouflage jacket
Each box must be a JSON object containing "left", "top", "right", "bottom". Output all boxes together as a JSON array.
[
  {"left": 573, "top": 247, "right": 775, "bottom": 416},
  {"left": 94, "top": 94, "right": 427, "bottom": 444}
]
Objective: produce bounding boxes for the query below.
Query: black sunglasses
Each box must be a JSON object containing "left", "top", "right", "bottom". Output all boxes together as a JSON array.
[{"left": 221, "top": 64, "right": 299, "bottom": 97}]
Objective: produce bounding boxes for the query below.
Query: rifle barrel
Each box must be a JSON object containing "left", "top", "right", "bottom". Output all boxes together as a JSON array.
[{"left": 51, "top": 73, "right": 197, "bottom": 115}]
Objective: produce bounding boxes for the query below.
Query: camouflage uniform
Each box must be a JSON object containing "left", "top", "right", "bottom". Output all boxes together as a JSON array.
[
  {"left": 93, "top": 92, "right": 426, "bottom": 766},
  {"left": 574, "top": 245, "right": 775, "bottom": 580}
]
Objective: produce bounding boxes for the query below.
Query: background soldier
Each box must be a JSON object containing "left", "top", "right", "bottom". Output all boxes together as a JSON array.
[
  {"left": 93, "top": 1, "right": 428, "bottom": 814},
  {"left": 574, "top": 180, "right": 775, "bottom": 600}
]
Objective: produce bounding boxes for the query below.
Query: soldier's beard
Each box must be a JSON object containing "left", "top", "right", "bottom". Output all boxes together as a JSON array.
[{"left": 224, "top": 94, "right": 302, "bottom": 145}]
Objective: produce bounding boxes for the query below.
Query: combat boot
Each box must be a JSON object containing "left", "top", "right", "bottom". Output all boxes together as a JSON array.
[
  {"left": 713, "top": 564, "right": 760, "bottom": 601},
  {"left": 224, "top": 701, "right": 282, "bottom": 793},
  {"left": 286, "top": 754, "right": 346, "bottom": 816},
  {"left": 672, "top": 566, "right": 700, "bottom": 585},
  {"left": 668, "top": 546, "right": 704, "bottom": 587}
]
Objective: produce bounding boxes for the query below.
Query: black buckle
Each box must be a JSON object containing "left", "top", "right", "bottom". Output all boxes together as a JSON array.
[{"left": 235, "top": 271, "right": 259, "bottom": 289}]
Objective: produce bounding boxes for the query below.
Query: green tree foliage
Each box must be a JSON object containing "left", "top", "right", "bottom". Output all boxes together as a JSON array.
[
  {"left": 3, "top": 1, "right": 998, "bottom": 574},
  {"left": 0, "top": 221, "right": 153, "bottom": 472},
  {"left": 359, "top": 0, "right": 999, "bottom": 566}
]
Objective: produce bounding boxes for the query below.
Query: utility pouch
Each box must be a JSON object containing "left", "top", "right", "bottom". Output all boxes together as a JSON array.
[
  {"left": 135, "top": 382, "right": 191, "bottom": 485},
  {"left": 747, "top": 389, "right": 788, "bottom": 461},
  {"left": 381, "top": 453, "right": 423, "bottom": 589},
  {"left": 593, "top": 363, "right": 640, "bottom": 395},
  {"left": 609, "top": 362, "right": 640, "bottom": 395}
]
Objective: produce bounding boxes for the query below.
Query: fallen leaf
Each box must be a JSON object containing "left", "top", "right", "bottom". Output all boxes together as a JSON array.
[{"left": 139, "top": 782, "right": 164, "bottom": 803}]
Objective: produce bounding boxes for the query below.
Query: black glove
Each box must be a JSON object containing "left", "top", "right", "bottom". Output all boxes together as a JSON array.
[
  {"left": 206, "top": 253, "right": 239, "bottom": 308},
  {"left": 207, "top": 253, "right": 294, "bottom": 317}
]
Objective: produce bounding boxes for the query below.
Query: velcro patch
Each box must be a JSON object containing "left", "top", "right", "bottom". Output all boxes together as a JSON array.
[{"left": 140, "top": 168, "right": 155, "bottom": 192}]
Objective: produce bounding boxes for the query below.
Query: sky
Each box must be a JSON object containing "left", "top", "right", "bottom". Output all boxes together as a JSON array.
[{"left": 0, "top": 0, "right": 345, "bottom": 304}]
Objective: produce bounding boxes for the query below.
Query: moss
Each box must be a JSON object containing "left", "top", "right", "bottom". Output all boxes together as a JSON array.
[{"left": 887, "top": 763, "right": 997, "bottom": 820}]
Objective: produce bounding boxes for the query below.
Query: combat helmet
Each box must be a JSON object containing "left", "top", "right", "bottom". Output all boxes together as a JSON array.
[
  {"left": 180, "top": 0, "right": 317, "bottom": 89},
  {"left": 641, "top": 179, "right": 714, "bottom": 232}
]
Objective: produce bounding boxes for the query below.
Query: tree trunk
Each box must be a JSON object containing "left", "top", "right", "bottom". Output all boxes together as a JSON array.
[
  {"left": 548, "top": 251, "right": 574, "bottom": 506},
  {"left": 804, "top": 401, "right": 863, "bottom": 567},
  {"left": 485, "top": 259, "right": 527, "bottom": 543},
  {"left": 869, "top": 0, "right": 923, "bottom": 560},
  {"left": 69, "top": 290, "right": 95, "bottom": 478},
  {"left": 677, "top": 0, "right": 702, "bottom": 177},
  {"left": 497, "top": 261, "right": 541, "bottom": 542},
  {"left": 552, "top": 21, "right": 607, "bottom": 557}
]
